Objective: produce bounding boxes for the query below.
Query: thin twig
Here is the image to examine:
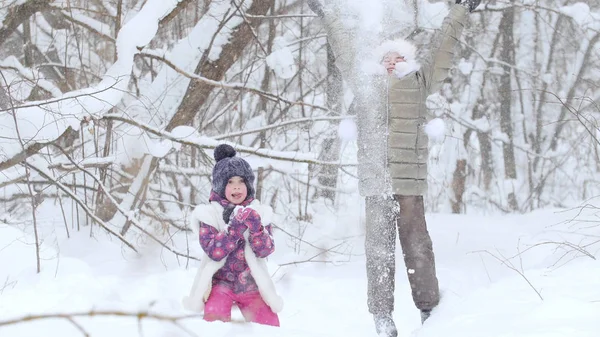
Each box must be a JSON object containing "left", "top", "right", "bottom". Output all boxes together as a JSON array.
[
  {"left": 473, "top": 249, "right": 544, "bottom": 301},
  {"left": 277, "top": 242, "right": 347, "bottom": 266},
  {"left": 23, "top": 163, "right": 138, "bottom": 252},
  {"left": 53, "top": 146, "right": 200, "bottom": 261},
  {"left": 0, "top": 310, "right": 199, "bottom": 328}
]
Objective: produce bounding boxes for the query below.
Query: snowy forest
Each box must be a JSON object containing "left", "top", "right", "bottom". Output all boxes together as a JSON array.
[{"left": 1, "top": 0, "right": 600, "bottom": 336}]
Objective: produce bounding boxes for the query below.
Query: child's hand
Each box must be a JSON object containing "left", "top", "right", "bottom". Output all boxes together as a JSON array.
[
  {"left": 243, "top": 208, "right": 262, "bottom": 233},
  {"left": 228, "top": 215, "right": 248, "bottom": 238},
  {"left": 234, "top": 207, "right": 262, "bottom": 232}
]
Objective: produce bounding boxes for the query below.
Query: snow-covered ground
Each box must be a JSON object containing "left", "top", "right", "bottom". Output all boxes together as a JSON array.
[{"left": 1, "top": 199, "right": 600, "bottom": 337}]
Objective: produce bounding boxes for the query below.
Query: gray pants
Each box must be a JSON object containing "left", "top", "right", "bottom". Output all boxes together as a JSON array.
[{"left": 365, "top": 195, "right": 440, "bottom": 314}]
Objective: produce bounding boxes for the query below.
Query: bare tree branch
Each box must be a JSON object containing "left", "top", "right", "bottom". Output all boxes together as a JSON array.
[
  {"left": 52, "top": 145, "right": 200, "bottom": 261},
  {"left": 24, "top": 162, "right": 138, "bottom": 252},
  {"left": 0, "top": 310, "right": 199, "bottom": 337},
  {"left": 472, "top": 249, "right": 544, "bottom": 301},
  {"left": 0, "top": 127, "right": 79, "bottom": 172}
]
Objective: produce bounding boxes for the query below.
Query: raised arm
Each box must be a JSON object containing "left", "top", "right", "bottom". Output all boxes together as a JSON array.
[
  {"left": 318, "top": 3, "right": 359, "bottom": 84},
  {"left": 309, "top": 0, "right": 383, "bottom": 89},
  {"left": 425, "top": 3, "right": 471, "bottom": 94}
]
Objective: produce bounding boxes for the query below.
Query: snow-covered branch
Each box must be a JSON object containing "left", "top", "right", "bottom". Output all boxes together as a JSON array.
[
  {"left": 0, "top": 127, "right": 78, "bottom": 172},
  {"left": 214, "top": 115, "right": 350, "bottom": 139},
  {"left": 102, "top": 113, "right": 356, "bottom": 166},
  {"left": 57, "top": 10, "right": 115, "bottom": 42},
  {"left": 0, "top": 0, "right": 185, "bottom": 169},
  {"left": 0, "top": 83, "right": 119, "bottom": 113},
  {"left": 246, "top": 13, "right": 319, "bottom": 19},
  {"left": 0, "top": 56, "right": 63, "bottom": 97},
  {"left": 47, "top": 156, "right": 116, "bottom": 171}
]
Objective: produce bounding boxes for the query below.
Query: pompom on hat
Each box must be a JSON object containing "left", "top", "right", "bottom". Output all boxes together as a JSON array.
[{"left": 211, "top": 144, "right": 255, "bottom": 199}]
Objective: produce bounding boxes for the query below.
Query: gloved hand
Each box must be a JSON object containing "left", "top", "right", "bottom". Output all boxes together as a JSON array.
[
  {"left": 456, "top": 0, "right": 481, "bottom": 12},
  {"left": 227, "top": 215, "right": 248, "bottom": 239},
  {"left": 234, "top": 207, "right": 262, "bottom": 233}
]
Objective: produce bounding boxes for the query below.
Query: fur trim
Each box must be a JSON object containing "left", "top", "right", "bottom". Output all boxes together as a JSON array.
[
  {"left": 183, "top": 200, "right": 282, "bottom": 313},
  {"left": 182, "top": 257, "right": 224, "bottom": 312},
  {"left": 392, "top": 59, "right": 421, "bottom": 79},
  {"left": 362, "top": 38, "right": 420, "bottom": 78},
  {"left": 189, "top": 203, "right": 222, "bottom": 235},
  {"left": 373, "top": 38, "right": 418, "bottom": 63},
  {"left": 243, "top": 231, "right": 284, "bottom": 313}
]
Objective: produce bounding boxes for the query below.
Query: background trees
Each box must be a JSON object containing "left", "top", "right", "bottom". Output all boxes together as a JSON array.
[{"left": 1, "top": 0, "right": 598, "bottom": 259}]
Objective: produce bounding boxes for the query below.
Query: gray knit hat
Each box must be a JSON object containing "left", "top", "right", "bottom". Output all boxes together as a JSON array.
[{"left": 211, "top": 144, "right": 255, "bottom": 199}]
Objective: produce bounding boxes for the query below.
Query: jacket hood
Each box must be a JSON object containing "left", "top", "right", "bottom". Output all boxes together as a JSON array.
[
  {"left": 362, "top": 38, "right": 420, "bottom": 78},
  {"left": 373, "top": 38, "right": 418, "bottom": 63}
]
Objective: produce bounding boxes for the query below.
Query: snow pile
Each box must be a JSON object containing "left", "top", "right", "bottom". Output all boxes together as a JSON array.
[
  {"left": 2, "top": 203, "right": 600, "bottom": 337},
  {"left": 560, "top": 3, "right": 600, "bottom": 31},
  {"left": 424, "top": 118, "right": 445, "bottom": 143},
  {"left": 266, "top": 37, "right": 297, "bottom": 79}
]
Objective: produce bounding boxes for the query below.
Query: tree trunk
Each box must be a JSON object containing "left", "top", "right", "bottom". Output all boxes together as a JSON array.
[
  {"left": 101, "top": 1, "right": 273, "bottom": 230},
  {"left": 498, "top": 6, "right": 518, "bottom": 210},
  {"left": 165, "top": 1, "right": 273, "bottom": 131},
  {"left": 470, "top": 99, "right": 493, "bottom": 190},
  {"left": 451, "top": 159, "right": 467, "bottom": 213},
  {"left": 256, "top": 0, "right": 276, "bottom": 201},
  {"left": 314, "top": 42, "right": 343, "bottom": 202}
]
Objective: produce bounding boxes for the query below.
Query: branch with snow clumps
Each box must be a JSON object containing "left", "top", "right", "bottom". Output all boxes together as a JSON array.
[
  {"left": 0, "top": 0, "right": 184, "bottom": 170},
  {"left": 102, "top": 114, "right": 357, "bottom": 167}
]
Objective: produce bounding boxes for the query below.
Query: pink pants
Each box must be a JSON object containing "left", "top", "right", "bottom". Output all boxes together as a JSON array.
[{"left": 203, "top": 285, "right": 280, "bottom": 327}]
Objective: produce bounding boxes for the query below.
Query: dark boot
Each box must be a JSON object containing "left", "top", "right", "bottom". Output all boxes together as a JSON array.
[
  {"left": 420, "top": 309, "right": 431, "bottom": 324},
  {"left": 373, "top": 313, "right": 398, "bottom": 337}
]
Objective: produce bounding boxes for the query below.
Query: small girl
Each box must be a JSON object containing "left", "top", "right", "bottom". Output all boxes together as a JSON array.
[{"left": 182, "top": 144, "right": 283, "bottom": 326}]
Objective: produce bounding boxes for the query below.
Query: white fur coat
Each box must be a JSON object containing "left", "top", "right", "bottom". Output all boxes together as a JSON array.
[{"left": 181, "top": 200, "right": 283, "bottom": 313}]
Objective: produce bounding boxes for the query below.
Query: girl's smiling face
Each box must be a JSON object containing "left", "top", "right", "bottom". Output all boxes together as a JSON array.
[{"left": 225, "top": 176, "right": 248, "bottom": 204}]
